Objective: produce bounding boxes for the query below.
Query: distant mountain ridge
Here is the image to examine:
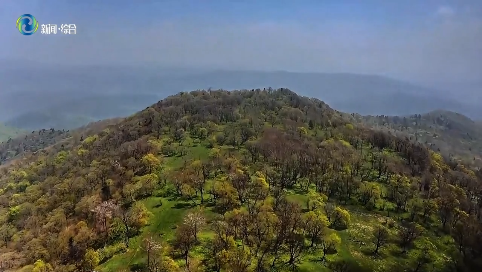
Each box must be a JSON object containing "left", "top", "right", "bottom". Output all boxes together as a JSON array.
[
  {"left": 1, "top": 64, "right": 480, "bottom": 129},
  {"left": 4, "top": 93, "right": 160, "bottom": 130}
]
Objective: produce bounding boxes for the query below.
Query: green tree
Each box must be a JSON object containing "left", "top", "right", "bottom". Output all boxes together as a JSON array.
[
  {"left": 221, "top": 244, "right": 253, "bottom": 272},
  {"left": 306, "top": 189, "right": 326, "bottom": 211},
  {"left": 406, "top": 238, "right": 442, "bottom": 272},
  {"left": 302, "top": 210, "right": 329, "bottom": 247},
  {"left": 128, "top": 202, "right": 152, "bottom": 231},
  {"left": 32, "top": 260, "right": 53, "bottom": 272},
  {"left": 372, "top": 225, "right": 390, "bottom": 254},
  {"left": 331, "top": 207, "right": 351, "bottom": 230},
  {"left": 142, "top": 153, "right": 162, "bottom": 174},
  {"left": 83, "top": 248, "right": 100, "bottom": 271},
  {"left": 320, "top": 232, "right": 341, "bottom": 261}
]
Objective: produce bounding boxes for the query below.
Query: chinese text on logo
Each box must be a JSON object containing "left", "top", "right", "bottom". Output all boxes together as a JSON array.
[{"left": 40, "top": 24, "right": 77, "bottom": 35}]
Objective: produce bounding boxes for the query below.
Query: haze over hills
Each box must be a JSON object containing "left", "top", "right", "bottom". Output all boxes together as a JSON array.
[
  {"left": 0, "top": 123, "right": 24, "bottom": 141},
  {"left": 1, "top": 64, "right": 481, "bottom": 130},
  {"left": 4, "top": 93, "right": 160, "bottom": 130}
]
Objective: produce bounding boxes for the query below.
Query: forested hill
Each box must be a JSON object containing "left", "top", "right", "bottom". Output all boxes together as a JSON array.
[
  {"left": 358, "top": 110, "right": 482, "bottom": 167},
  {"left": 1, "top": 88, "right": 482, "bottom": 272},
  {"left": 0, "top": 118, "right": 123, "bottom": 165}
]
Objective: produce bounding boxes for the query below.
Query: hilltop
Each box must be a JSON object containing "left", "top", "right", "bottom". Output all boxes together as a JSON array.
[
  {"left": 0, "top": 89, "right": 481, "bottom": 272},
  {"left": 359, "top": 110, "right": 482, "bottom": 166}
]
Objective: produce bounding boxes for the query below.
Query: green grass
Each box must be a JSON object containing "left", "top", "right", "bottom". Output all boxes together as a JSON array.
[
  {"left": 98, "top": 196, "right": 189, "bottom": 272},
  {"left": 99, "top": 139, "right": 213, "bottom": 272},
  {"left": 97, "top": 139, "right": 456, "bottom": 272},
  {"left": 0, "top": 123, "right": 24, "bottom": 141}
]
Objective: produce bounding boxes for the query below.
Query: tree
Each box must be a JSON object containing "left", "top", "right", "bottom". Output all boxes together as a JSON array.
[
  {"left": 358, "top": 182, "right": 382, "bottom": 209},
  {"left": 331, "top": 207, "right": 351, "bottom": 230},
  {"left": 141, "top": 236, "right": 162, "bottom": 271},
  {"left": 206, "top": 222, "right": 235, "bottom": 272},
  {"left": 188, "top": 160, "right": 208, "bottom": 203},
  {"left": 230, "top": 170, "right": 250, "bottom": 204},
  {"left": 127, "top": 202, "right": 152, "bottom": 231},
  {"left": 197, "top": 127, "right": 208, "bottom": 140},
  {"left": 157, "top": 255, "right": 181, "bottom": 272},
  {"left": 221, "top": 244, "right": 253, "bottom": 272},
  {"left": 284, "top": 231, "right": 306, "bottom": 270},
  {"left": 212, "top": 180, "right": 240, "bottom": 213},
  {"left": 372, "top": 225, "right": 390, "bottom": 254},
  {"left": 136, "top": 173, "right": 159, "bottom": 197},
  {"left": 246, "top": 172, "right": 269, "bottom": 211},
  {"left": 407, "top": 198, "right": 424, "bottom": 222},
  {"left": 297, "top": 126, "right": 308, "bottom": 137},
  {"left": 174, "top": 128, "right": 186, "bottom": 143},
  {"left": 320, "top": 232, "right": 341, "bottom": 261},
  {"left": 183, "top": 209, "right": 206, "bottom": 242},
  {"left": 420, "top": 199, "right": 438, "bottom": 223},
  {"left": 83, "top": 248, "right": 100, "bottom": 271},
  {"left": 173, "top": 223, "right": 197, "bottom": 265},
  {"left": 406, "top": 238, "right": 441, "bottom": 272},
  {"left": 92, "top": 200, "right": 118, "bottom": 237},
  {"left": 324, "top": 203, "right": 336, "bottom": 223},
  {"left": 142, "top": 153, "right": 161, "bottom": 174},
  {"left": 306, "top": 190, "right": 326, "bottom": 211},
  {"left": 32, "top": 260, "right": 53, "bottom": 272},
  {"left": 302, "top": 211, "right": 329, "bottom": 247},
  {"left": 399, "top": 222, "right": 423, "bottom": 252}
]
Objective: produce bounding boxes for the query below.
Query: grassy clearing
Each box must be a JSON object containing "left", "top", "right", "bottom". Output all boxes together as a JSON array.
[
  {"left": 98, "top": 197, "right": 189, "bottom": 272},
  {"left": 98, "top": 140, "right": 455, "bottom": 272},
  {"left": 99, "top": 141, "right": 212, "bottom": 272}
]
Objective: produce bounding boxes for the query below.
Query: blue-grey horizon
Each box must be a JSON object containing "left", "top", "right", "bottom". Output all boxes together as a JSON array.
[{"left": 1, "top": 0, "right": 481, "bottom": 97}]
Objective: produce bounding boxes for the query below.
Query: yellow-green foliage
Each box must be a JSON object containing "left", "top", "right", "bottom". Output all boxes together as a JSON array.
[
  {"left": 0, "top": 89, "right": 480, "bottom": 272},
  {"left": 97, "top": 243, "right": 127, "bottom": 263},
  {"left": 84, "top": 248, "right": 100, "bottom": 270},
  {"left": 54, "top": 151, "right": 69, "bottom": 164},
  {"left": 77, "top": 148, "right": 88, "bottom": 157},
  {"left": 82, "top": 135, "right": 98, "bottom": 145},
  {"left": 32, "top": 259, "right": 54, "bottom": 272}
]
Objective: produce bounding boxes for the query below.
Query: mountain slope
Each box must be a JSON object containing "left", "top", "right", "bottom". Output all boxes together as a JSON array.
[
  {"left": 0, "top": 123, "right": 24, "bottom": 141},
  {"left": 1, "top": 89, "right": 481, "bottom": 272},
  {"left": 359, "top": 110, "right": 482, "bottom": 166},
  {"left": 0, "top": 118, "right": 123, "bottom": 166}
]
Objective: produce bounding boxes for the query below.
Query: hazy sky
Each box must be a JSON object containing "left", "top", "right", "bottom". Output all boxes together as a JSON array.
[{"left": 2, "top": 0, "right": 481, "bottom": 89}]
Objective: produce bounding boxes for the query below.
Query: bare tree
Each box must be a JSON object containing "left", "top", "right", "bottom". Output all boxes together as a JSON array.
[{"left": 143, "top": 236, "right": 163, "bottom": 272}]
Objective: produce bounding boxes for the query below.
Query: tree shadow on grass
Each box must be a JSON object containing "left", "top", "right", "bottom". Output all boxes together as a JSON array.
[
  {"left": 172, "top": 201, "right": 195, "bottom": 209},
  {"left": 129, "top": 262, "right": 146, "bottom": 272}
]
